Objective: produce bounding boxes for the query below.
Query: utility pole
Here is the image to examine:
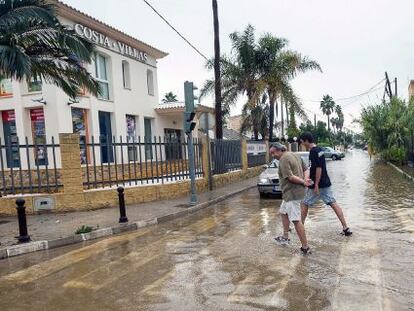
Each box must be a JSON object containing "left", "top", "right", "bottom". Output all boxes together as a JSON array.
[
  {"left": 212, "top": 0, "right": 222, "bottom": 139},
  {"left": 314, "top": 114, "right": 317, "bottom": 128},
  {"left": 394, "top": 77, "right": 398, "bottom": 98}
]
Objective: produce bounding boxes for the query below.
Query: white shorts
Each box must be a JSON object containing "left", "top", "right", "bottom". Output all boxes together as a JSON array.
[{"left": 279, "top": 200, "right": 302, "bottom": 222}]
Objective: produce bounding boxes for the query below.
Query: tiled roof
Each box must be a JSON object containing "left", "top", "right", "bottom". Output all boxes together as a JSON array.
[
  {"left": 155, "top": 102, "right": 185, "bottom": 110},
  {"left": 56, "top": 0, "right": 168, "bottom": 59},
  {"left": 155, "top": 102, "right": 214, "bottom": 111}
]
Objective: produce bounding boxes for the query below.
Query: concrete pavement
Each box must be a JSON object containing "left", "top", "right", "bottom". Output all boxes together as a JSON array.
[{"left": 0, "top": 177, "right": 257, "bottom": 258}]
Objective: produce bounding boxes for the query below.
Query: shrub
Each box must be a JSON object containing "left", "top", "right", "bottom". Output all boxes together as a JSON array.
[
  {"left": 382, "top": 146, "right": 407, "bottom": 166},
  {"left": 75, "top": 225, "right": 93, "bottom": 235}
]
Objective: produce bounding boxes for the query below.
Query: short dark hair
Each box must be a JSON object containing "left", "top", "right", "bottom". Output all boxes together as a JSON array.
[{"left": 300, "top": 132, "right": 315, "bottom": 143}]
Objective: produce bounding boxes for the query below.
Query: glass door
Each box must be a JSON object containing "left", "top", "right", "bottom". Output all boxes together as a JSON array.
[{"left": 99, "top": 111, "right": 113, "bottom": 163}]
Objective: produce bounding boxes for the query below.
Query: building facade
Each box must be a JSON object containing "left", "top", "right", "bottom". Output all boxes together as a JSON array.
[{"left": 0, "top": 1, "right": 208, "bottom": 168}]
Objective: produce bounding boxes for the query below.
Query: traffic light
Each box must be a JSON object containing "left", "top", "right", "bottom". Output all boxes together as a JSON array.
[{"left": 183, "top": 81, "right": 198, "bottom": 134}]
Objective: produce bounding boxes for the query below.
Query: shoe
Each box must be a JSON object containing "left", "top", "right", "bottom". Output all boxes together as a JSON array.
[
  {"left": 274, "top": 236, "right": 290, "bottom": 245},
  {"left": 342, "top": 227, "right": 352, "bottom": 236},
  {"left": 300, "top": 247, "right": 312, "bottom": 255}
]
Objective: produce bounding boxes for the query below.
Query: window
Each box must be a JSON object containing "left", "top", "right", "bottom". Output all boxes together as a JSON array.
[
  {"left": 94, "top": 53, "right": 110, "bottom": 100},
  {"left": 28, "top": 76, "right": 42, "bottom": 93},
  {"left": 122, "top": 61, "right": 131, "bottom": 89},
  {"left": 147, "top": 69, "right": 154, "bottom": 96},
  {"left": 144, "top": 118, "right": 153, "bottom": 159}
]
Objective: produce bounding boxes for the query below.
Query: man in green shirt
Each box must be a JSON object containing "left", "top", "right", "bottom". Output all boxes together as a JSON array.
[{"left": 270, "top": 143, "right": 311, "bottom": 255}]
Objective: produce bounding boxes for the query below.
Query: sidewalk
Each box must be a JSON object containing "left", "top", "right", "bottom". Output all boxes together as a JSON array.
[{"left": 0, "top": 178, "right": 257, "bottom": 258}]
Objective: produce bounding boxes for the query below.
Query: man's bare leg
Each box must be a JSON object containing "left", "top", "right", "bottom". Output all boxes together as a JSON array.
[
  {"left": 293, "top": 220, "right": 308, "bottom": 249},
  {"left": 301, "top": 203, "right": 309, "bottom": 224},
  {"left": 329, "top": 202, "right": 348, "bottom": 229},
  {"left": 281, "top": 213, "right": 290, "bottom": 238}
]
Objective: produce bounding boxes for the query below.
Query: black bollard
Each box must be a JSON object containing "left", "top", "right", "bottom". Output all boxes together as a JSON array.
[
  {"left": 15, "top": 198, "right": 31, "bottom": 243},
  {"left": 117, "top": 187, "right": 128, "bottom": 223}
]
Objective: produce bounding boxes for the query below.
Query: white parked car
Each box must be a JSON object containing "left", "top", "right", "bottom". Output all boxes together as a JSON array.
[{"left": 257, "top": 152, "right": 309, "bottom": 198}]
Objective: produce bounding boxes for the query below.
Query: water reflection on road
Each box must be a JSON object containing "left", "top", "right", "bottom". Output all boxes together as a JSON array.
[{"left": 0, "top": 150, "right": 413, "bottom": 310}]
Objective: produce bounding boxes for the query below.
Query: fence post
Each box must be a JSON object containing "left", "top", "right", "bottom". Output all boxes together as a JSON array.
[
  {"left": 241, "top": 139, "right": 248, "bottom": 172},
  {"left": 59, "top": 133, "right": 83, "bottom": 194},
  {"left": 201, "top": 136, "right": 213, "bottom": 191}
]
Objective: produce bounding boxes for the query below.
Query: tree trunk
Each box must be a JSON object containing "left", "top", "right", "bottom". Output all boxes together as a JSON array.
[
  {"left": 285, "top": 101, "right": 289, "bottom": 129},
  {"left": 268, "top": 92, "right": 276, "bottom": 141},
  {"left": 281, "top": 97, "right": 284, "bottom": 139},
  {"left": 212, "top": 0, "right": 222, "bottom": 139},
  {"left": 327, "top": 115, "right": 330, "bottom": 132}
]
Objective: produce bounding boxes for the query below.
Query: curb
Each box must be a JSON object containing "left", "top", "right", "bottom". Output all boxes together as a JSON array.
[
  {"left": 386, "top": 162, "right": 414, "bottom": 182},
  {"left": 0, "top": 184, "right": 255, "bottom": 260}
]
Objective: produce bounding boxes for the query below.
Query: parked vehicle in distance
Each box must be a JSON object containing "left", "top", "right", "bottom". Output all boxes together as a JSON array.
[
  {"left": 321, "top": 147, "right": 345, "bottom": 160},
  {"left": 257, "top": 152, "right": 309, "bottom": 198}
]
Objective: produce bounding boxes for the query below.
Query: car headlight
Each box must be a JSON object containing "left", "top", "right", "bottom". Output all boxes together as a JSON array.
[{"left": 259, "top": 178, "right": 269, "bottom": 184}]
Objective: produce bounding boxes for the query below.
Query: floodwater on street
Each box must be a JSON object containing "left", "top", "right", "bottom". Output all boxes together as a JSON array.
[{"left": 0, "top": 150, "right": 413, "bottom": 311}]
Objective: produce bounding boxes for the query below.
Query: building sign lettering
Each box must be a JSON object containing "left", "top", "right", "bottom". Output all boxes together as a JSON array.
[{"left": 74, "top": 24, "right": 148, "bottom": 63}]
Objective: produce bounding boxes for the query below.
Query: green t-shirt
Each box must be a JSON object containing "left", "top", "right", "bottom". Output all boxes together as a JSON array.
[{"left": 278, "top": 152, "right": 306, "bottom": 202}]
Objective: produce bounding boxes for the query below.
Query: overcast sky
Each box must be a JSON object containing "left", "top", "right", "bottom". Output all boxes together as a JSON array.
[{"left": 63, "top": 0, "right": 414, "bottom": 131}]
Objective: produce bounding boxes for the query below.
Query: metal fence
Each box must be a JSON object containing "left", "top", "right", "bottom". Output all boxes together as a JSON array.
[
  {"left": 247, "top": 140, "right": 267, "bottom": 168},
  {"left": 0, "top": 137, "right": 61, "bottom": 196},
  {"left": 210, "top": 139, "right": 242, "bottom": 175},
  {"left": 82, "top": 136, "right": 204, "bottom": 189}
]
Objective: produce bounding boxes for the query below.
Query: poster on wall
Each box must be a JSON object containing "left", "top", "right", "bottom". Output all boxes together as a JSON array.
[
  {"left": 71, "top": 108, "right": 89, "bottom": 164},
  {"left": 126, "top": 115, "right": 137, "bottom": 161},
  {"left": 0, "top": 79, "right": 13, "bottom": 97},
  {"left": 1, "top": 110, "right": 20, "bottom": 167},
  {"left": 30, "top": 108, "right": 47, "bottom": 165}
]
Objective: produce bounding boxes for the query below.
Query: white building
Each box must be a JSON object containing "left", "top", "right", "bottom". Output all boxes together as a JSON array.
[{"left": 0, "top": 1, "right": 211, "bottom": 168}]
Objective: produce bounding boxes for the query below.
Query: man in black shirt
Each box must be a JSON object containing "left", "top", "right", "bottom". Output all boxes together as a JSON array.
[{"left": 299, "top": 132, "right": 352, "bottom": 236}]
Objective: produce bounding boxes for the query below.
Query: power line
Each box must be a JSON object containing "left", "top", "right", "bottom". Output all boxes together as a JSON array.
[
  {"left": 141, "top": 0, "right": 209, "bottom": 61},
  {"left": 302, "top": 78, "right": 386, "bottom": 103}
]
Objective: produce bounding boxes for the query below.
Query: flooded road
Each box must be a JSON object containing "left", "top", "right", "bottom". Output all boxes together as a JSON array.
[{"left": 0, "top": 150, "right": 413, "bottom": 311}]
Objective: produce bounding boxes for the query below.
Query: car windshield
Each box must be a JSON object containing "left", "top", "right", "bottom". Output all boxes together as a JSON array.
[{"left": 268, "top": 159, "right": 278, "bottom": 168}]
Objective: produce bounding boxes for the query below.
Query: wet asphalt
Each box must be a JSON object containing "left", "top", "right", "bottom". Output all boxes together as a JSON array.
[{"left": 0, "top": 150, "right": 413, "bottom": 311}]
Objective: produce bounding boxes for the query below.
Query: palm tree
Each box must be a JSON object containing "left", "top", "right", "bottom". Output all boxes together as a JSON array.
[
  {"left": 200, "top": 25, "right": 265, "bottom": 128},
  {"left": 241, "top": 94, "right": 269, "bottom": 140},
  {"left": 257, "top": 34, "right": 321, "bottom": 140},
  {"left": 320, "top": 95, "right": 336, "bottom": 131},
  {"left": 162, "top": 92, "right": 178, "bottom": 103},
  {"left": 0, "top": 0, "right": 100, "bottom": 99},
  {"left": 335, "top": 105, "right": 344, "bottom": 132}
]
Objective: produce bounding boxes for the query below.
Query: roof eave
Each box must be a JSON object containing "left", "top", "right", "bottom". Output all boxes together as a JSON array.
[{"left": 56, "top": 0, "right": 168, "bottom": 59}]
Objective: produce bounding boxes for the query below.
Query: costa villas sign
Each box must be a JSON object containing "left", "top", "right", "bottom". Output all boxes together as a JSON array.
[{"left": 74, "top": 24, "right": 149, "bottom": 63}]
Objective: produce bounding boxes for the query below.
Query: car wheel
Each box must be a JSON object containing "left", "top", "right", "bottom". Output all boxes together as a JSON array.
[
  {"left": 259, "top": 192, "right": 268, "bottom": 199},
  {"left": 332, "top": 155, "right": 338, "bottom": 161}
]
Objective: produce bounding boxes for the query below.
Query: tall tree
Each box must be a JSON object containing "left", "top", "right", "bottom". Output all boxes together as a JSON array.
[
  {"left": 200, "top": 25, "right": 265, "bottom": 128},
  {"left": 256, "top": 34, "right": 321, "bottom": 140},
  {"left": 0, "top": 0, "right": 100, "bottom": 99},
  {"left": 241, "top": 94, "right": 269, "bottom": 140},
  {"left": 212, "top": 0, "right": 223, "bottom": 139},
  {"left": 335, "top": 104, "right": 344, "bottom": 132},
  {"left": 320, "top": 95, "right": 336, "bottom": 132},
  {"left": 162, "top": 92, "right": 178, "bottom": 103}
]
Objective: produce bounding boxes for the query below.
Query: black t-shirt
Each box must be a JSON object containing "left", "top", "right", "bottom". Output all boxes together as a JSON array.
[{"left": 308, "top": 146, "right": 331, "bottom": 189}]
